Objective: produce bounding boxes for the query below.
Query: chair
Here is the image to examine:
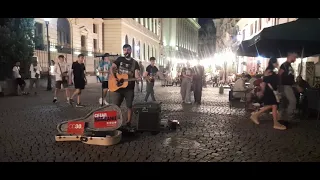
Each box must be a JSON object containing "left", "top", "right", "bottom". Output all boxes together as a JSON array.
[
  {"left": 229, "top": 88, "right": 248, "bottom": 110},
  {"left": 306, "top": 89, "right": 320, "bottom": 120}
]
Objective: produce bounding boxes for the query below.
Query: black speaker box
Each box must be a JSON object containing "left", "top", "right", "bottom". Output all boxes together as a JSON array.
[{"left": 133, "top": 102, "right": 161, "bottom": 132}]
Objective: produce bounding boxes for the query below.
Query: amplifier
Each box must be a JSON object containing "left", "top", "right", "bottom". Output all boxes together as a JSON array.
[{"left": 133, "top": 102, "right": 161, "bottom": 132}]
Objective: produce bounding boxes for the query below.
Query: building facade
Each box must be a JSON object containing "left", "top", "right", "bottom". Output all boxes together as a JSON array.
[
  {"left": 33, "top": 18, "right": 104, "bottom": 73},
  {"left": 198, "top": 19, "right": 216, "bottom": 60},
  {"left": 103, "top": 18, "right": 161, "bottom": 68},
  {"left": 236, "top": 18, "right": 319, "bottom": 77},
  {"left": 214, "top": 18, "right": 240, "bottom": 53},
  {"left": 161, "top": 18, "right": 200, "bottom": 69}
]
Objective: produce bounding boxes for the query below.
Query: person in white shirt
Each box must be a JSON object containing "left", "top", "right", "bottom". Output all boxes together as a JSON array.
[
  {"left": 248, "top": 75, "right": 257, "bottom": 89},
  {"left": 233, "top": 74, "right": 252, "bottom": 104},
  {"left": 29, "top": 59, "right": 42, "bottom": 94},
  {"left": 13, "top": 61, "right": 28, "bottom": 95},
  {"left": 53, "top": 55, "right": 70, "bottom": 103}
]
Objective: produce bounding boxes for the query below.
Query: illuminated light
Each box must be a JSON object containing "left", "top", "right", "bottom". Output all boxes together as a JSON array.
[
  {"left": 135, "top": 45, "right": 140, "bottom": 50},
  {"left": 163, "top": 40, "right": 167, "bottom": 46},
  {"left": 50, "top": 47, "right": 57, "bottom": 52},
  {"left": 175, "top": 47, "right": 178, "bottom": 50},
  {"left": 236, "top": 32, "right": 242, "bottom": 42},
  {"left": 170, "top": 41, "right": 175, "bottom": 47},
  {"left": 74, "top": 51, "right": 80, "bottom": 55},
  {"left": 44, "top": 18, "right": 51, "bottom": 22},
  {"left": 88, "top": 52, "right": 93, "bottom": 57}
]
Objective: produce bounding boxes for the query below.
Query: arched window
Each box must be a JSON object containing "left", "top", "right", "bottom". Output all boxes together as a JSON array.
[
  {"left": 137, "top": 41, "right": 140, "bottom": 59},
  {"left": 57, "top": 18, "right": 71, "bottom": 47},
  {"left": 143, "top": 43, "right": 146, "bottom": 60},
  {"left": 132, "top": 38, "right": 135, "bottom": 58},
  {"left": 147, "top": 45, "right": 150, "bottom": 60},
  {"left": 151, "top": 47, "right": 154, "bottom": 57},
  {"left": 125, "top": 35, "right": 128, "bottom": 44}
]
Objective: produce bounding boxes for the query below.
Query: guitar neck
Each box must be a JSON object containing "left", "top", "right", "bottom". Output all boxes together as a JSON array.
[{"left": 124, "top": 78, "right": 140, "bottom": 82}]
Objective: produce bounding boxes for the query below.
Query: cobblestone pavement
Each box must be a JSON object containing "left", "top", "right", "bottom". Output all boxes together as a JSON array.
[{"left": 1, "top": 83, "right": 320, "bottom": 162}]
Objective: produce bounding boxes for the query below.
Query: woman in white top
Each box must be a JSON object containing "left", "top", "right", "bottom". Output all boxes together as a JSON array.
[
  {"left": 13, "top": 61, "right": 28, "bottom": 95},
  {"left": 29, "top": 59, "right": 42, "bottom": 94},
  {"left": 180, "top": 64, "right": 193, "bottom": 104}
]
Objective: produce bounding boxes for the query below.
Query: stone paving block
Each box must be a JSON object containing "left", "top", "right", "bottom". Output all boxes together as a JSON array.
[{"left": 1, "top": 84, "right": 320, "bottom": 162}]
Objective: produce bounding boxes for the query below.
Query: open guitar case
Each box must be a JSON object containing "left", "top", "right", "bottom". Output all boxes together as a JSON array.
[{"left": 55, "top": 54, "right": 126, "bottom": 146}]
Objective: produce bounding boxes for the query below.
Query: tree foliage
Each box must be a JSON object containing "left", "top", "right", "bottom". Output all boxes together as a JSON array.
[{"left": 0, "top": 18, "right": 35, "bottom": 79}]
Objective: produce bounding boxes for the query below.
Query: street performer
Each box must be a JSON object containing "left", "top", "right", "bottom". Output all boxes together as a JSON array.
[
  {"left": 143, "top": 57, "right": 159, "bottom": 102},
  {"left": 97, "top": 53, "right": 112, "bottom": 105},
  {"left": 109, "top": 44, "right": 141, "bottom": 127}
]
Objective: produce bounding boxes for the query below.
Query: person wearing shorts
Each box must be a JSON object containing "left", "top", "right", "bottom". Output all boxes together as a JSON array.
[
  {"left": 12, "top": 61, "right": 28, "bottom": 95},
  {"left": 53, "top": 55, "right": 70, "bottom": 103},
  {"left": 110, "top": 44, "right": 141, "bottom": 126},
  {"left": 97, "top": 53, "right": 112, "bottom": 105},
  {"left": 69, "top": 54, "right": 86, "bottom": 107}
]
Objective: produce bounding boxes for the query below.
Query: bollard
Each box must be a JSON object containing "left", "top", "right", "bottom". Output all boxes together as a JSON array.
[{"left": 219, "top": 85, "right": 224, "bottom": 94}]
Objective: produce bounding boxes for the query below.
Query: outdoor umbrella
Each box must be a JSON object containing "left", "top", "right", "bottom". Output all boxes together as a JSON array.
[{"left": 236, "top": 18, "right": 320, "bottom": 58}]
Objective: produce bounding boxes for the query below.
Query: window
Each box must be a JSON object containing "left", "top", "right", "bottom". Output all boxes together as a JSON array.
[
  {"left": 34, "top": 22, "right": 44, "bottom": 50},
  {"left": 145, "top": 18, "right": 148, "bottom": 29},
  {"left": 151, "top": 47, "right": 153, "bottom": 57},
  {"left": 81, "top": 35, "right": 86, "bottom": 48},
  {"left": 147, "top": 45, "right": 150, "bottom": 60},
  {"left": 93, "top": 24, "right": 97, "bottom": 33},
  {"left": 93, "top": 39, "right": 97, "bottom": 52},
  {"left": 259, "top": 18, "right": 262, "bottom": 31},
  {"left": 250, "top": 24, "right": 253, "bottom": 35},
  {"left": 151, "top": 18, "right": 154, "bottom": 31},
  {"left": 155, "top": 19, "right": 158, "bottom": 35},
  {"left": 254, "top": 21, "right": 257, "bottom": 33},
  {"left": 143, "top": 43, "right": 146, "bottom": 60},
  {"left": 242, "top": 29, "right": 245, "bottom": 40},
  {"left": 34, "top": 22, "right": 43, "bottom": 38}
]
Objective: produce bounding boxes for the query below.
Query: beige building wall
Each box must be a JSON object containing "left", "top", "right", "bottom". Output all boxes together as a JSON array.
[
  {"left": 33, "top": 18, "right": 104, "bottom": 73},
  {"left": 103, "top": 18, "right": 161, "bottom": 68}
]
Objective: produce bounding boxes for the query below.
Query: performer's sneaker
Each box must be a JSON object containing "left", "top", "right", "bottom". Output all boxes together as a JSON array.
[
  {"left": 53, "top": 98, "right": 57, "bottom": 103},
  {"left": 76, "top": 104, "right": 84, "bottom": 108},
  {"left": 99, "top": 98, "right": 103, "bottom": 105}
]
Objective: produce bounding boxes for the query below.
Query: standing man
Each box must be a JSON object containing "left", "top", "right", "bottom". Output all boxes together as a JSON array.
[
  {"left": 69, "top": 54, "right": 87, "bottom": 107},
  {"left": 53, "top": 55, "right": 70, "bottom": 103},
  {"left": 193, "top": 64, "right": 204, "bottom": 105},
  {"left": 110, "top": 44, "right": 141, "bottom": 126},
  {"left": 279, "top": 52, "right": 298, "bottom": 120},
  {"left": 97, "top": 53, "right": 111, "bottom": 105},
  {"left": 143, "top": 57, "right": 159, "bottom": 102},
  {"left": 13, "top": 61, "right": 28, "bottom": 95},
  {"left": 29, "top": 59, "right": 42, "bottom": 95}
]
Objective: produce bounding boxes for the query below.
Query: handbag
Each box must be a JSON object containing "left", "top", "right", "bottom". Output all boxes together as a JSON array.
[
  {"left": 267, "top": 83, "right": 281, "bottom": 103},
  {"left": 58, "top": 63, "right": 68, "bottom": 83}
]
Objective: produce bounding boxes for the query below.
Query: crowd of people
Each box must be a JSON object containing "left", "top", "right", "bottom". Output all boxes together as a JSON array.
[
  {"left": 230, "top": 52, "right": 310, "bottom": 130},
  {"left": 11, "top": 45, "right": 310, "bottom": 130}
]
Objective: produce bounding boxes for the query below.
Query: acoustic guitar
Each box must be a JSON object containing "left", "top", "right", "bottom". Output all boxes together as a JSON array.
[{"left": 108, "top": 73, "right": 141, "bottom": 92}]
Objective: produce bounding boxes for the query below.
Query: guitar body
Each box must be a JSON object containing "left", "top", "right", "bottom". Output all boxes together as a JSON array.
[{"left": 108, "top": 73, "right": 129, "bottom": 92}]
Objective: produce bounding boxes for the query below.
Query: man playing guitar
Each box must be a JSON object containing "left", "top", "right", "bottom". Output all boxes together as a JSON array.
[
  {"left": 143, "top": 57, "right": 159, "bottom": 102},
  {"left": 109, "top": 44, "right": 141, "bottom": 127}
]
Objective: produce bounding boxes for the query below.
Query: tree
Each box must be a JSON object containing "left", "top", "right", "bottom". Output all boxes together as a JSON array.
[{"left": 0, "top": 18, "right": 35, "bottom": 80}]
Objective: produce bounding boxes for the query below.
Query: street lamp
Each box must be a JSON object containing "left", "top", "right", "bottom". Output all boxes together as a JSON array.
[{"left": 44, "top": 18, "right": 52, "bottom": 91}]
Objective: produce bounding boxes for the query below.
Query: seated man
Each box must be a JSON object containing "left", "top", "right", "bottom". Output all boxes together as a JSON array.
[{"left": 233, "top": 74, "right": 252, "bottom": 107}]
